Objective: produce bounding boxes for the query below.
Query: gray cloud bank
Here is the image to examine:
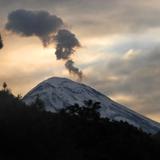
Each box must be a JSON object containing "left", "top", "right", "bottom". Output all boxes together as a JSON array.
[
  {"left": 86, "top": 47, "right": 160, "bottom": 116},
  {"left": 2, "top": 0, "right": 160, "bottom": 37}
]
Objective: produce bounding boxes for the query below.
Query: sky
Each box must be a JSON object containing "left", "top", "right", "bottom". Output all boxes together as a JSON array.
[{"left": 0, "top": 0, "right": 160, "bottom": 122}]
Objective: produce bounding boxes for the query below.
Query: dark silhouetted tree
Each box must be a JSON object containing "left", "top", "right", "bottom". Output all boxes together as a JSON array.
[
  {"left": 16, "top": 94, "right": 22, "bottom": 100},
  {"left": 33, "top": 95, "right": 45, "bottom": 111},
  {"left": 62, "top": 100, "right": 101, "bottom": 120},
  {"left": 2, "top": 82, "right": 7, "bottom": 91},
  {"left": 80, "top": 100, "right": 101, "bottom": 120}
]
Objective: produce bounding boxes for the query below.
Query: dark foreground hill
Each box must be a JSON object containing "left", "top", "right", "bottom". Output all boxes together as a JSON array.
[{"left": 0, "top": 89, "right": 159, "bottom": 160}]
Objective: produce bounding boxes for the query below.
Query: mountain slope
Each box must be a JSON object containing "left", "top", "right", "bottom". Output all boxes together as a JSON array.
[{"left": 23, "top": 77, "right": 160, "bottom": 134}]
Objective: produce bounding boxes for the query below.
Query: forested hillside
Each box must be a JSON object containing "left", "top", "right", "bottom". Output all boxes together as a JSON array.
[{"left": 0, "top": 86, "right": 159, "bottom": 160}]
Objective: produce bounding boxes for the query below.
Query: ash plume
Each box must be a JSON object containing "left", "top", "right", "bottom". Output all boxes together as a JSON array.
[
  {"left": 55, "top": 29, "right": 80, "bottom": 59},
  {"left": 65, "top": 60, "right": 83, "bottom": 80},
  {"left": 5, "top": 9, "right": 83, "bottom": 79},
  {"left": 55, "top": 29, "right": 83, "bottom": 79},
  {"left": 5, "top": 9, "right": 64, "bottom": 47},
  {"left": 0, "top": 34, "right": 3, "bottom": 49}
]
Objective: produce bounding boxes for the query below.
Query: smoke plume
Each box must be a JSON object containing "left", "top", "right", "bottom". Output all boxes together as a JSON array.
[
  {"left": 5, "top": 9, "right": 83, "bottom": 79},
  {"left": 0, "top": 34, "right": 3, "bottom": 49},
  {"left": 55, "top": 29, "right": 82, "bottom": 79},
  {"left": 65, "top": 60, "right": 82, "bottom": 80},
  {"left": 5, "top": 9, "right": 64, "bottom": 46},
  {"left": 55, "top": 29, "right": 80, "bottom": 59}
]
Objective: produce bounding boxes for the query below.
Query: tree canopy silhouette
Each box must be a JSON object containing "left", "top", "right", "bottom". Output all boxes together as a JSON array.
[
  {"left": 0, "top": 86, "right": 159, "bottom": 160},
  {"left": 61, "top": 100, "right": 101, "bottom": 120}
]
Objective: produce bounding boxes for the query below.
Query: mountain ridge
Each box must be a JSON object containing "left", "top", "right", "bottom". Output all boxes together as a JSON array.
[{"left": 23, "top": 77, "right": 160, "bottom": 134}]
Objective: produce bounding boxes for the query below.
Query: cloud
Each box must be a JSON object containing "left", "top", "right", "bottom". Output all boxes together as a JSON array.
[
  {"left": 84, "top": 47, "right": 160, "bottom": 116},
  {"left": 5, "top": 9, "right": 64, "bottom": 46},
  {"left": 2, "top": 0, "right": 160, "bottom": 37}
]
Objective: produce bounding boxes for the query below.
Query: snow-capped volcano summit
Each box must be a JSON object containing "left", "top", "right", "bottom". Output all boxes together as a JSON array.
[{"left": 23, "top": 77, "right": 160, "bottom": 134}]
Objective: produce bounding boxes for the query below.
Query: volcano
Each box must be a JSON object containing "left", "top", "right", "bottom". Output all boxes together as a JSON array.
[{"left": 23, "top": 77, "right": 160, "bottom": 134}]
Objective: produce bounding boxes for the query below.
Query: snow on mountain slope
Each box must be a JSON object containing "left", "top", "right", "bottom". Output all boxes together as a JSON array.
[{"left": 23, "top": 77, "right": 160, "bottom": 134}]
